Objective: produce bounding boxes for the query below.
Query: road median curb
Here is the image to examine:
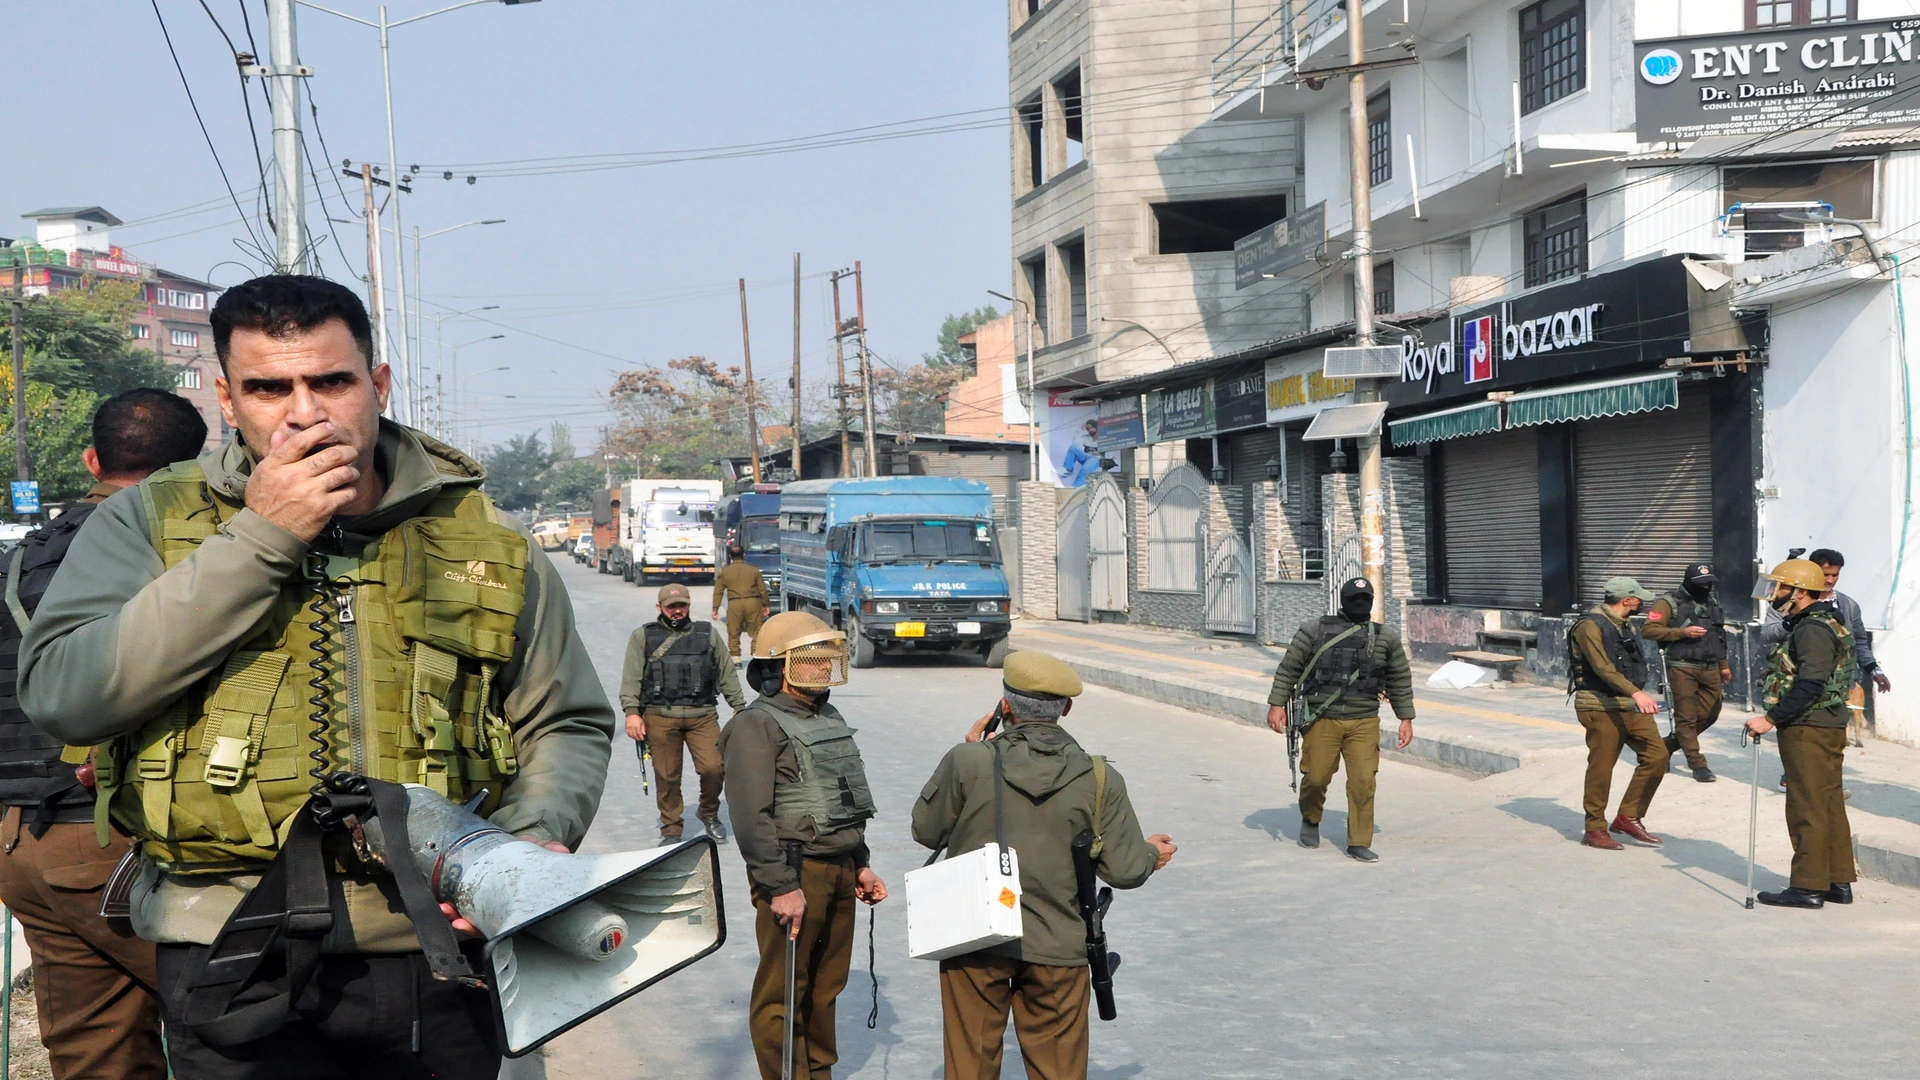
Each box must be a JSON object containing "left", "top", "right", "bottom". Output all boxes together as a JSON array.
[{"left": 1853, "top": 832, "right": 1920, "bottom": 889}]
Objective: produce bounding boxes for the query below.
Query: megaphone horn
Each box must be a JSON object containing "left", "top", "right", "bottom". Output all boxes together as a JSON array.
[{"left": 362, "top": 785, "right": 727, "bottom": 1057}]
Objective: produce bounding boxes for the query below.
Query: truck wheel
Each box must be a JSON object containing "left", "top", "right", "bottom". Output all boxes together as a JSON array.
[
  {"left": 850, "top": 619, "right": 877, "bottom": 669},
  {"left": 984, "top": 638, "right": 1010, "bottom": 669}
]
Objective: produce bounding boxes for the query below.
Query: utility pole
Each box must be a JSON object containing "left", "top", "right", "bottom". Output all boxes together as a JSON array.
[
  {"left": 10, "top": 293, "right": 26, "bottom": 496},
  {"left": 360, "top": 166, "right": 390, "bottom": 375},
  {"left": 853, "top": 261, "right": 878, "bottom": 477},
  {"left": 829, "top": 269, "right": 852, "bottom": 477},
  {"left": 738, "top": 278, "right": 763, "bottom": 484},
  {"left": 377, "top": 6, "right": 416, "bottom": 427},
  {"left": 791, "top": 252, "right": 803, "bottom": 481},
  {"left": 264, "top": 0, "right": 309, "bottom": 273},
  {"left": 1345, "top": 0, "right": 1386, "bottom": 620}
]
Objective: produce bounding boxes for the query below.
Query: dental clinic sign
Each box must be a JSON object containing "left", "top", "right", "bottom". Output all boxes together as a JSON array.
[{"left": 1635, "top": 18, "right": 1920, "bottom": 141}]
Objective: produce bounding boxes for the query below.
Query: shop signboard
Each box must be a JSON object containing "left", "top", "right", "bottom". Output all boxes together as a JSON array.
[
  {"left": 1094, "top": 394, "right": 1145, "bottom": 450},
  {"left": 1213, "top": 365, "right": 1267, "bottom": 432},
  {"left": 1635, "top": 18, "right": 1920, "bottom": 142},
  {"left": 1145, "top": 380, "right": 1215, "bottom": 442},
  {"left": 1384, "top": 255, "right": 1695, "bottom": 409},
  {"left": 1264, "top": 349, "right": 1357, "bottom": 425},
  {"left": 1233, "top": 202, "right": 1327, "bottom": 289}
]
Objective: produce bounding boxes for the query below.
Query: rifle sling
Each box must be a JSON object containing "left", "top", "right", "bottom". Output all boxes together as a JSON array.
[{"left": 1293, "top": 622, "right": 1371, "bottom": 723}]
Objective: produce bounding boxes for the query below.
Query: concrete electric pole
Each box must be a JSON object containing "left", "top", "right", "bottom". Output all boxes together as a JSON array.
[
  {"left": 738, "top": 278, "right": 763, "bottom": 484},
  {"left": 264, "top": 0, "right": 309, "bottom": 273},
  {"left": 1345, "top": 0, "right": 1387, "bottom": 621},
  {"left": 791, "top": 252, "right": 803, "bottom": 481},
  {"left": 829, "top": 269, "right": 852, "bottom": 477},
  {"left": 360, "top": 166, "right": 389, "bottom": 373},
  {"left": 853, "top": 261, "right": 878, "bottom": 477}
]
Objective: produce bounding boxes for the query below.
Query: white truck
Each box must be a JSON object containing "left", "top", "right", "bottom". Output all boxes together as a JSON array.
[{"left": 614, "top": 478, "right": 724, "bottom": 583}]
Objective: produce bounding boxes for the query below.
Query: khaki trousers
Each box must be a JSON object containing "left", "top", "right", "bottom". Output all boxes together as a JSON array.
[
  {"left": 750, "top": 858, "right": 858, "bottom": 1080},
  {"left": 1668, "top": 663, "right": 1725, "bottom": 770},
  {"left": 1779, "top": 724, "right": 1856, "bottom": 890},
  {"left": 1578, "top": 708, "right": 1670, "bottom": 833},
  {"left": 645, "top": 709, "right": 723, "bottom": 834},
  {"left": 726, "top": 602, "right": 766, "bottom": 660},
  {"left": 939, "top": 955, "right": 1091, "bottom": 1080},
  {"left": 1298, "top": 717, "right": 1381, "bottom": 847},
  {"left": 0, "top": 809, "right": 165, "bottom": 1080}
]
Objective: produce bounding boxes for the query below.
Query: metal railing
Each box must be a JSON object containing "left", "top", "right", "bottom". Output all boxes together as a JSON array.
[{"left": 1211, "top": 0, "right": 1351, "bottom": 103}]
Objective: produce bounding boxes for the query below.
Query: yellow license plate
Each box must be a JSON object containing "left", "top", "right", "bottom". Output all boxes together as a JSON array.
[{"left": 892, "top": 622, "right": 926, "bottom": 638}]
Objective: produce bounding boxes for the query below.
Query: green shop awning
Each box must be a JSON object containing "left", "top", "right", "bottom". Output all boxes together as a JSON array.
[
  {"left": 1388, "top": 402, "right": 1502, "bottom": 448},
  {"left": 1505, "top": 372, "right": 1679, "bottom": 429}
]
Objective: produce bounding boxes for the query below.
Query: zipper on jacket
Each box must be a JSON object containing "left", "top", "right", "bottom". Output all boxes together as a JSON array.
[{"left": 330, "top": 523, "right": 368, "bottom": 777}]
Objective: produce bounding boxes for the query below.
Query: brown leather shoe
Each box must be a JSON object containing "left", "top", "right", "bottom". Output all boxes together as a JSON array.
[
  {"left": 1610, "top": 814, "right": 1663, "bottom": 845},
  {"left": 1582, "top": 829, "right": 1624, "bottom": 850}
]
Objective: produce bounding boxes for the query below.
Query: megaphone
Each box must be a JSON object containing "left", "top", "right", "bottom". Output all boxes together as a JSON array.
[{"left": 363, "top": 785, "right": 727, "bottom": 1056}]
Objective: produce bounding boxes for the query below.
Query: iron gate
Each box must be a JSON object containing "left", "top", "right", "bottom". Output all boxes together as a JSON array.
[
  {"left": 1328, "top": 532, "right": 1363, "bottom": 614},
  {"left": 1056, "top": 488, "right": 1091, "bottom": 622},
  {"left": 1204, "top": 533, "right": 1256, "bottom": 634},
  {"left": 1088, "top": 478, "right": 1128, "bottom": 612}
]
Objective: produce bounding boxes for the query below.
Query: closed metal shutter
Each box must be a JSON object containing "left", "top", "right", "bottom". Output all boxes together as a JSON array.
[
  {"left": 1441, "top": 428, "right": 1542, "bottom": 608},
  {"left": 1573, "top": 386, "right": 1712, "bottom": 606},
  {"left": 1225, "top": 427, "right": 1282, "bottom": 486}
]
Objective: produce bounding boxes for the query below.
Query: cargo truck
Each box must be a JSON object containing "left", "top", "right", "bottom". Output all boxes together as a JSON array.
[
  {"left": 777, "top": 477, "right": 1011, "bottom": 668},
  {"left": 714, "top": 485, "right": 783, "bottom": 598},
  {"left": 615, "top": 479, "right": 724, "bottom": 582},
  {"left": 588, "top": 487, "right": 620, "bottom": 572}
]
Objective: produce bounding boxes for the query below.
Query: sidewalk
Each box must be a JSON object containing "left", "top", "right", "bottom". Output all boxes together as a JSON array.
[{"left": 1009, "top": 616, "right": 1920, "bottom": 889}]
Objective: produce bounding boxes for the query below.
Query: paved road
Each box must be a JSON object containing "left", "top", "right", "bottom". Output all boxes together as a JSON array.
[{"left": 528, "top": 558, "right": 1920, "bottom": 1079}]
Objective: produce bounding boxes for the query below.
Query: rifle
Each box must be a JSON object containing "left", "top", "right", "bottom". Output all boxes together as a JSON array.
[
  {"left": 1284, "top": 698, "right": 1305, "bottom": 793},
  {"left": 1070, "top": 827, "right": 1120, "bottom": 1021},
  {"left": 1656, "top": 649, "right": 1674, "bottom": 739},
  {"left": 635, "top": 738, "right": 651, "bottom": 796}
]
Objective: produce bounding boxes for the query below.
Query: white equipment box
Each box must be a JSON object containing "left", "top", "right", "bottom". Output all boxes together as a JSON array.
[{"left": 905, "top": 843, "right": 1024, "bottom": 961}]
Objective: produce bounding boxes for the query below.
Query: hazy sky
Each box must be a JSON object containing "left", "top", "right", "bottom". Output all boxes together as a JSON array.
[{"left": 4, "top": 2, "right": 1009, "bottom": 451}]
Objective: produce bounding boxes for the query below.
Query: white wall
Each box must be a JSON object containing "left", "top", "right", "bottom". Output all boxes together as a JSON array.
[{"left": 1621, "top": 165, "right": 1727, "bottom": 261}]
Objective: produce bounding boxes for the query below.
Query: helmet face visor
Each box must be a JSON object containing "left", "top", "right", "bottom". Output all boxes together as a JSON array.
[{"left": 784, "top": 639, "right": 850, "bottom": 689}]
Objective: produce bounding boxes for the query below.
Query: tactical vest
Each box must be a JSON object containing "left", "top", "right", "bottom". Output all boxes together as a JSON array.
[
  {"left": 1568, "top": 610, "right": 1648, "bottom": 695},
  {"left": 96, "top": 462, "right": 527, "bottom": 872},
  {"left": 1661, "top": 590, "right": 1727, "bottom": 665},
  {"left": 0, "top": 503, "right": 100, "bottom": 812},
  {"left": 1300, "top": 616, "right": 1382, "bottom": 704},
  {"left": 641, "top": 622, "right": 719, "bottom": 708},
  {"left": 1762, "top": 609, "right": 1858, "bottom": 715},
  {"left": 769, "top": 705, "right": 875, "bottom": 840}
]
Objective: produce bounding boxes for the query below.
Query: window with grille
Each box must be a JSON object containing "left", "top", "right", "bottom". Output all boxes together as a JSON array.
[
  {"left": 1366, "top": 90, "right": 1392, "bottom": 186},
  {"left": 1373, "top": 261, "right": 1395, "bottom": 316},
  {"left": 177, "top": 365, "right": 202, "bottom": 389},
  {"left": 1523, "top": 192, "right": 1587, "bottom": 287},
  {"left": 170, "top": 329, "right": 199, "bottom": 348},
  {"left": 1519, "top": 0, "right": 1583, "bottom": 114},
  {"left": 1747, "top": 0, "right": 1847, "bottom": 26},
  {"left": 1147, "top": 465, "right": 1206, "bottom": 592}
]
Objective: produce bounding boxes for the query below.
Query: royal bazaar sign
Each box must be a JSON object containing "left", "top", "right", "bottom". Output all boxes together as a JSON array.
[{"left": 1382, "top": 256, "right": 1698, "bottom": 409}]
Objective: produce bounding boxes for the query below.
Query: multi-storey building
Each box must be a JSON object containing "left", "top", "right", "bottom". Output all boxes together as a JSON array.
[{"left": 1022, "top": 0, "right": 1920, "bottom": 745}]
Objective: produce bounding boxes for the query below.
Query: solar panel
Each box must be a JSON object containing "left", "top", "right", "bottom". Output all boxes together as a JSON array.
[
  {"left": 1323, "top": 345, "right": 1403, "bottom": 379},
  {"left": 1302, "top": 401, "right": 1388, "bottom": 441}
]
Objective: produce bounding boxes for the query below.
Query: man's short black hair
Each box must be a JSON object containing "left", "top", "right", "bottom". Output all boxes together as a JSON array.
[
  {"left": 92, "top": 389, "right": 208, "bottom": 477},
  {"left": 209, "top": 274, "right": 375, "bottom": 372},
  {"left": 1809, "top": 548, "right": 1846, "bottom": 568}
]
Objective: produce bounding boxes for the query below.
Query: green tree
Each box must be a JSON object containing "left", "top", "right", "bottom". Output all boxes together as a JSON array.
[
  {"left": 542, "top": 457, "right": 602, "bottom": 508},
  {"left": 481, "top": 431, "right": 554, "bottom": 511},
  {"left": 922, "top": 305, "right": 1000, "bottom": 370},
  {"left": 549, "top": 421, "right": 576, "bottom": 461},
  {"left": 0, "top": 374, "right": 98, "bottom": 511},
  {"left": 604, "top": 356, "right": 750, "bottom": 480},
  {"left": 1, "top": 280, "right": 177, "bottom": 397}
]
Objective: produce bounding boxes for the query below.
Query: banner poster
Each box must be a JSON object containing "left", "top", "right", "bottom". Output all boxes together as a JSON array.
[
  {"left": 1095, "top": 394, "right": 1146, "bottom": 451},
  {"left": 1044, "top": 390, "right": 1112, "bottom": 487}
]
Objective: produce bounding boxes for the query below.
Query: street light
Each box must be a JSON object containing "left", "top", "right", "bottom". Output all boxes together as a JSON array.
[
  {"left": 987, "top": 289, "right": 1039, "bottom": 482},
  {"left": 410, "top": 218, "right": 504, "bottom": 420},
  {"left": 1098, "top": 316, "right": 1180, "bottom": 368},
  {"left": 295, "top": 0, "right": 539, "bottom": 428},
  {"left": 445, "top": 334, "right": 504, "bottom": 453}
]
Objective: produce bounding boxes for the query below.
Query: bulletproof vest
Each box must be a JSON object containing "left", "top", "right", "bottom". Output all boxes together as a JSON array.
[
  {"left": 1762, "top": 608, "right": 1858, "bottom": 714},
  {"left": 0, "top": 503, "right": 100, "bottom": 811},
  {"left": 1300, "top": 616, "right": 1382, "bottom": 703},
  {"left": 1568, "top": 610, "right": 1649, "bottom": 695},
  {"left": 96, "top": 462, "right": 526, "bottom": 871},
  {"left": 769, "top": 704, "right": 875, "bottom": 840},
  {"left": 1661, "top": 589, "right": 1727, "bottom": 664},
  {"left": 641, "top": 622, "right": 719, "bottom": 707}
]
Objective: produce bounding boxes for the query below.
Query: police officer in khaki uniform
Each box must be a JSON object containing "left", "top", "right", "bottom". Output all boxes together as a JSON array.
[
  {"left": 621, "top": 582, "right": 746, "bottom": 844},
  {"left": 915, "top": 652, "right": 1173, "bottom": 1080},
  {"left": 1746, "top": 559, "right": 1858, "bottom": 909},
  {"left": 1568, "top": 576, "right": 1670, "bottom": 850},
  {"left": 1641, "top": 562, "right": 1732, "bottom": 783},
  {"left": 720, "top": 611, "right": 887, "bottom": 1080},
  {"left": 713, "top": 541, "right": 770, "bottom": 661},
  {"left": 1264, "top": 578, "right": 1415, "bottom": 863}
]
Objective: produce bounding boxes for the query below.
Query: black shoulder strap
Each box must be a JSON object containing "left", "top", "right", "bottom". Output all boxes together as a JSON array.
[{"left": 990, "top": 742, "right": 1012, "bottom": 877}]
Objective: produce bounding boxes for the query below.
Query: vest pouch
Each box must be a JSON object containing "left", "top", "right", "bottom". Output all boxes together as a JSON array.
[
  {"left": 772, "top": 715, "right": 876, "bottom": 835},
  {"left": 391, "top": 517, "right": 529, "bottom": 664}
]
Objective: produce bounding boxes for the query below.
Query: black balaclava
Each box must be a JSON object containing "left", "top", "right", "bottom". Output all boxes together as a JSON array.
[
  {"left": 1682, "top": 562, "right": 1716, "bottom": 602},
  {"left": 1338, "top": 577, "right": 1375, "bottom": 622},
  {"left": 662, "top": 609, "right": 692, "bottom": 631}
]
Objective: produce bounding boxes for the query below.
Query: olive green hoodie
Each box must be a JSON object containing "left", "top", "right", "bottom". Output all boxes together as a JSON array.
[
  {"left": 18, "top": 420, "right": 616, "bottom": 951},
  {"left": 912, "top": 722, "right": 1159, "bottom": 968}
]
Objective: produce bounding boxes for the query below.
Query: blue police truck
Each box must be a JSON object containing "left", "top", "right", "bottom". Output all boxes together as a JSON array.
[
  {"left": 776, "top": 477, "right": 1012, "bottom": 668},
  {"left": 714, "top": 486, "right": 783, "bottom": 598}
]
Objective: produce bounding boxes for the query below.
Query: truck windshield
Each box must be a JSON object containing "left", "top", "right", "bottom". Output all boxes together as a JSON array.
[
  {"left": 648, "top": 503, "right": 715, "bottom": 527},
  {"left": 742, "top": 519, "right": 781, "bottom": 553},
  {"left": 860, "top": 521, "right": 999, "bottom": 564}
]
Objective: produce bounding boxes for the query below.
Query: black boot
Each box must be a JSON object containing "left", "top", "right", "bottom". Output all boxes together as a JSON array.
[
  {"left": 1823, "top": 883, "right": 1854, "bottom": 905},
  {"left": 1298, "top": 821, "right": 1320, "bottom": 849},
  {"left": 1757, "top": 887, "right": 1826, "bottom": 909},
  {"left": 1692, "top": 766, "right": 1716, "bottom": 783}
]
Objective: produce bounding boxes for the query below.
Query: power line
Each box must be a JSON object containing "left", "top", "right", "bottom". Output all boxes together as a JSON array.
[
  {"left": 194, "top": 0, "right": 274, "bottom": 235},
  {"left": 150, "top": 0, "right": 269, "bottom": 262}
]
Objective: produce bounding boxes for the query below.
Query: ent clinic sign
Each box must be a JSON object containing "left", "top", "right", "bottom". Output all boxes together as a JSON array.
[{"left": 1635, "top": 18, "right": 1920, "bottom": 141}]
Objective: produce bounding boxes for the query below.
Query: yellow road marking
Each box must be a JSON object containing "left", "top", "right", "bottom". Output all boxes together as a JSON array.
[{"left": 1013, "top": 625, "right": 1580, "bottom": 732}]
